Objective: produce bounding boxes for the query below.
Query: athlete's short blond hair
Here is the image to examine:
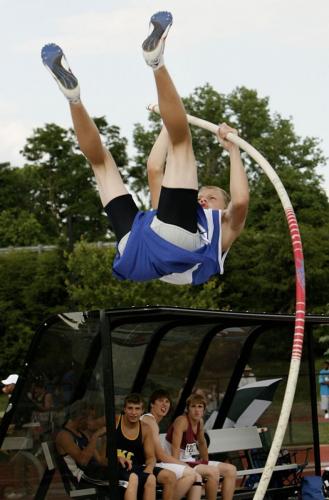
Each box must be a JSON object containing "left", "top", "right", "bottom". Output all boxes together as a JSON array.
[{"left": 199, "top": 185, "right": 230, "bottom": 208}]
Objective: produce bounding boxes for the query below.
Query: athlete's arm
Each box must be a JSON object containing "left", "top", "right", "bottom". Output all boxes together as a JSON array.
[
  {"left": 170, "top": 415, "right": 188, "bottom": 460},
  {"left": 141, "top": 422, "right": 156, "bottom": 473},
  {"left": 56, "top": 427, "right": 106, "bottom": 467},
  {"left": 218, "top": 123, "right": 249, "bottom": 251},
  {"left": 147, "top": 126, "right": 169, "bottom": 209},
  {"left": 142, "top": 414, "right": 186, "bottom": 465},
  {"left": 196, "top": 419, "right": 209, "bottom": 461}
]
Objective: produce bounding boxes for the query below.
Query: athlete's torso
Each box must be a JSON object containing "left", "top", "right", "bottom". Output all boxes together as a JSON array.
[
  {"left": 166, "top": 415, "right": 200, "bottom": 460},
  {"left": 116, "top": 415, "right": 145, "bottom": 465}
]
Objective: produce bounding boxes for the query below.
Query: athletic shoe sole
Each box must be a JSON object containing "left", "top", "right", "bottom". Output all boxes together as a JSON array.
[
  {"left": 41, "top": 43, "right": 80, "bottom": 99},
  {"left": 142, "top": 11, "right": 173, "bottom": 68}
]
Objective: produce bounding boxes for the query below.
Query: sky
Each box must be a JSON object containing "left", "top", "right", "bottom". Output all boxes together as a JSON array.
[{"left": 1, "top": 0, "right": 328, "bottom": 196}]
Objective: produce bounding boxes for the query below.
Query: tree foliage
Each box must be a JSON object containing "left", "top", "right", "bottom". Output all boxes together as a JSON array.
[
  {"left": 66, "top": 240, "right": 193, "bottom": 310},
  {"left": 0, "top": 249, "right": 69, "bottom": 373},
  {"left": 20, "top": 121, "right": 108, "bottom": 245},
  {"left": 0, "top": 209, "right": 46, "bottom": 246},
  {"left": 0, "top": 118, "right": 129, "bottom": 248},
  {"left": 1, "top": 84, "right": 329, "bottom": 371}
]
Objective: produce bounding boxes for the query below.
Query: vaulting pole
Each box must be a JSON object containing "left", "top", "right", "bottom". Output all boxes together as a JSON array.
[{"left": 148, "top": 104, "right": 306, "bottom": 499}]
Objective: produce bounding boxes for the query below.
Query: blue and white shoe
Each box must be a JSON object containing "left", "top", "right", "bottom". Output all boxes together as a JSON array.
[
  {"left": 142, "top": 11, "right": 173, "bottom": 70},
  {"left": 41, "top": 43, "right": 80, "bottom": 103}
]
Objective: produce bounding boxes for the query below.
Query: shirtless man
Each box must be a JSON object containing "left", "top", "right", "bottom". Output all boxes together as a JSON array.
[{"left": 141, "top": 389, "right": 202, "bottom": 500}]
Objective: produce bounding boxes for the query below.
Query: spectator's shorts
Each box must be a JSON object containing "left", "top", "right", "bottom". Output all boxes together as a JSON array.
[{"left": 155, "top": 462, "right": 190, "bottom": 480}]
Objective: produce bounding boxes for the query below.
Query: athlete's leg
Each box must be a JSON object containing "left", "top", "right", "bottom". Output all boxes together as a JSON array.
[
  {"left": 204, "top": 476, "right": 220, "bottom": 500},
  {"left": 186, "top": 471, "right": 203, "bottom": 500},
  {"left": 194, "top": 465, "right": 219, "bottom": 500},
  {"left": 41, "top": 43, "right": 128, "bottom": 208},
  {"left": 124, "top": 472, "right": 138, "bottom": 500},
  {"left": 156, "top": 469, "right": 176, "bottom": 500},
  {"left": 147, "top": 125, "right": 169, "bottom": 209},
  {"left": 217, "top": 463, "right": 236, "bottom": 500},
  {"left": 143, "top": 12, "right": 198, "bottom": 191},
  {"left": 69, "top": 101, "right": 128, "bottom": 206},
  {"left": 174, "top": 468, "right": 201, "bottom": 500},
  {"left": 143, "top": 473, "right": 156, "bottom": 500}
]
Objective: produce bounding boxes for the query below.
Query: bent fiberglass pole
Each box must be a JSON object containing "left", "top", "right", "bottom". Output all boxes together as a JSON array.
[{"left": 149, "top": 104, "right": 306, "bottom": 499}]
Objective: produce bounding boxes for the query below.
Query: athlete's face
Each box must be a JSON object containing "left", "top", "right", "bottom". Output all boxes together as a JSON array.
[
  {"left": 187, "top": 403, "right": 205, "bottom": 422},
  {"left": 198, "top": 187, "right": 226, "bottom": 210},
  {"left": 151, "top": 397, "right": 171, "bottom": 418},
  {"left": 124, "top": 403, "right": 144, "bottom": 423}
]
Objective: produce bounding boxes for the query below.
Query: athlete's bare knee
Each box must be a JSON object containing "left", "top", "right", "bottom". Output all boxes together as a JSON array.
[
  {"left": 144, "top": 473, "right": 156, "bottom": 492},
  {"left": 171, "top": 131, "right": 192, "bottom": 151},
  {"left": 159, "top": 469, "right": 176, "bottom": 487},
  {"left": 228, "top": 464, "right": 237, "bottom": 478},
  {"left": 146, "top": 473, "right": 156, "bottom": 485},
  {"left": 220, "top": 463, "right": 237, "bottom": 478},
  {"left": 207, "top": 467, "right": 220, "bottom": 482},
  {"left": 90, "top": 147, "right": 112, "bottom": 171},
  {"left": 143, "top": 474, "right": 156, "bottom": 500},
  {"left": 128, "top": 472, "right": 138, "bottom": 488}
]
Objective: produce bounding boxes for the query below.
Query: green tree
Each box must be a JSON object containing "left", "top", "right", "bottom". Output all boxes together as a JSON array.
[
  {"left": 0, "top": 209, "right": 46, "bottom": 246},
  {"left": 0, "top": 162, "right": 26, "bottom": 210},
  {"left": 0, "top": 249, "right": 69, "bottom": 373},
  {"left": 19, "top": 119, "right": 128, "bottom": 246},
  {"left": 66, "top": 240, "right": 232, "bottom": 312},
  {"left": 66, "top": 240, "right": 189, "bottom": 310}
]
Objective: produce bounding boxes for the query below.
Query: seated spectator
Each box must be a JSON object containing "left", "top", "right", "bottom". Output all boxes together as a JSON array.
[
  {"left": 164, "top": 393, "right": 236, "bottom": 500},
  {"left": 117, "top": 393, "right": 175, "bottom": 500},
  {"left": 141, "top": 389, "right": 202, "bottom": 500},
  {"left": 56, "top": 400, "right": 138, "bottom": 499}
]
